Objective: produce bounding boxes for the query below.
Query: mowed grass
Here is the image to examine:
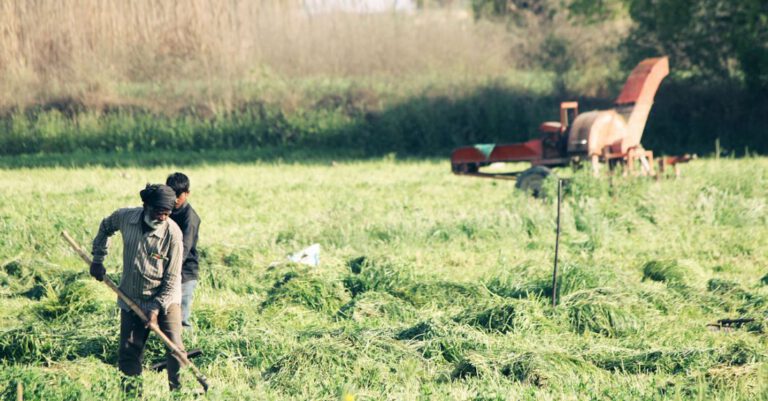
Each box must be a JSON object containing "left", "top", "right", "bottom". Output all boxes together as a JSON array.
[{"left": 1, "top": 157, "right": 768, "bottom": 400}]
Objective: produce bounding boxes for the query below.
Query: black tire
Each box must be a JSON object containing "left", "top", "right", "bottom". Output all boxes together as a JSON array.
[
  {"left": 515, "top": 166, "right": 552, "bottom": 198},
  {"left": 452, "top": 163, "right": 479, "bottom": 174}
]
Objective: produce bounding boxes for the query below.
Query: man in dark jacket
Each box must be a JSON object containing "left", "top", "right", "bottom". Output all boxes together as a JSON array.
[{"left": 166, "top": 172, "right": 201, "bottom": 330}]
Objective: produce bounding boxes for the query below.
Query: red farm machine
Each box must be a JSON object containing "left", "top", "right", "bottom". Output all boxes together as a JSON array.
[{"left": 450, "top": 57, "right": 690, "bottom": 195}]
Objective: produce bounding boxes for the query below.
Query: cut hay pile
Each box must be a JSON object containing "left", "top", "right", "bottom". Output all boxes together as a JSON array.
[
  {"left": 562, "top": 288, "right": 644, "bottom": 337},
  {"left": 454, "top": 299, "right": 550, "bottom": 334}
]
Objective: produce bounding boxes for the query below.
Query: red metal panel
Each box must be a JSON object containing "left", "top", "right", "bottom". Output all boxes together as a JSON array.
[
  {"left": 451, "top": 140, "right": 543, "bottom": 165},
  {"left": 488, "top": 140, "right": 542, "bottom": 162},
  {"left": 451, "top": 147, "right": 488, "bottom": 164}
]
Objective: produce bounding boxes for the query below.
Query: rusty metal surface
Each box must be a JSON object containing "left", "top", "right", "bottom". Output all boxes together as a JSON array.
[
  {"left": 450, "top": 57, "right": 671, "bottom": 176},
  {"left": 615, "top": 57, "right": 669, "bottom": 106},
  {"left": 567, "top": 110, "right": 628, "bottom": 156}
]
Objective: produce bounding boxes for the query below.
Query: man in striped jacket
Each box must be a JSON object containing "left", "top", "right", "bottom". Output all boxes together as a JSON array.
[{"left": 89, "top": 184, "right": 186, "bottom": 393}]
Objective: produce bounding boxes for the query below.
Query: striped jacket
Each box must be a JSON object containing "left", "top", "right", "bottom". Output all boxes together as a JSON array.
[{"left": 92, "top": 207, "right": 183, "bottom": 313}]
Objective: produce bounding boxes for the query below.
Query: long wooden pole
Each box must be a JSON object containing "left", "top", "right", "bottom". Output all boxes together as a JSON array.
[
  {"left": 61, "top": 230, "right": 209, "bottom": 392},
  {"left": 551, "top": 179, "right": 563, "bottom": 307}
]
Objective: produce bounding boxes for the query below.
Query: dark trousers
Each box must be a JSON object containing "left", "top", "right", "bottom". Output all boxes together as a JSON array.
[{"left": 118, "top": 304, "right": 185, "bottom": 390}]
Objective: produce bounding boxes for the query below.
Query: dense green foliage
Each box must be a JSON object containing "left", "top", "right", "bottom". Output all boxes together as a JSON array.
[
  {"left": 0, "top": 81, "right": 591, "bottom": 157},
  {"left": 1, "top": 158, "right": 767, "bottom": 399},
  {"left": 2, "top": 77, "right": 765, "bottom": 158},
  {"left": 624, "top": 0, "right": 768, "bottom": 91}
]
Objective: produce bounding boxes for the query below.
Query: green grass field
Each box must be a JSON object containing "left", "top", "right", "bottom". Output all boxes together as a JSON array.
[{"left": 1, "top": 157, "right": 767, "bottom": 400}]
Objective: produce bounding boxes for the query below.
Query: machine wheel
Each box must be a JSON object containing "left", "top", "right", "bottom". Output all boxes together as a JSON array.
[
  {"left": 515, "top": 166, "right": 552, "bottom": 198},
  {"left": 452, "top": 163, "right": 479, "bottom": 174}
]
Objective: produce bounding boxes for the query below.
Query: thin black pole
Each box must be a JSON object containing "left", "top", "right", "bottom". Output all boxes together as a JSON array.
[{"left": 551, "top": 179, "right": 563, "bottom": 307}]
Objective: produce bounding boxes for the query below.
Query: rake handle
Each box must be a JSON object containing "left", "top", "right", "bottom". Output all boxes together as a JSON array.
[{"left": 60, "top": 230, "right": 209, "bottom": 392}]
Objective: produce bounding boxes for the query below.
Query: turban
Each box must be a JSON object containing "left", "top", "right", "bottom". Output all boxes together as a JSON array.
[{"left": 139, "top": 184, "right": 176, "bottom": 211}]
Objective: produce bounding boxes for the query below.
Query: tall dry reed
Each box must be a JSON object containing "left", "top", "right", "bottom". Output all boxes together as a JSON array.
[{"left": 0, "top": 0, "right": 518, "bottom": 109}]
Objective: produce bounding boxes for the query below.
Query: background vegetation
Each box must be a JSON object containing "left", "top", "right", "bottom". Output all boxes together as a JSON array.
[
  {"left": 1, "top": 158, "right": 768, "bottom": 399},
  {"left": 2, "top": 1, "right": 767, "bottom": 400},
  {"left": 1, "top": 0, "right": 765, "bottom": 158}
]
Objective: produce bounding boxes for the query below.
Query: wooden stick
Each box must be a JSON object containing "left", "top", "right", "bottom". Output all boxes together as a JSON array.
[
  {"left": 60, "top": 230, "right": 209, "bottom": 392},
  {"left": 551, "top": 179, "right": 563, "bottom": 307}
]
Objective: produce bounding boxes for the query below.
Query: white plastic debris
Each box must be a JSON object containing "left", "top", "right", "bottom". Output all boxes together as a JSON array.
[{"left": 288, "top": 244, "right": 321, "bottom": 267}]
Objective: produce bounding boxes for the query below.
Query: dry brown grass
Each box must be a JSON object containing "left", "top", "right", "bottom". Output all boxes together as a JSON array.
[{"left": 0, "top": 0, "right": 522, "bottom": 109}]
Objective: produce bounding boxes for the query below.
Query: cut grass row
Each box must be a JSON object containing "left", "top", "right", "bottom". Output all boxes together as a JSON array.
[{"left": 0, "top": 158, "right": 767, "bottom": 399}]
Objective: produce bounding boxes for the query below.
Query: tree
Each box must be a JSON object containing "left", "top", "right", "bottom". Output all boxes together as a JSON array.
[{"left": 623, "top": 0, "right": 768, "bottom": 90}]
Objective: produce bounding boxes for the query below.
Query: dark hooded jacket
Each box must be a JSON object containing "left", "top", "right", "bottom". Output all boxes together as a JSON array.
[{"left": 170, "top": 202, "right": 201, "bottom": 283}]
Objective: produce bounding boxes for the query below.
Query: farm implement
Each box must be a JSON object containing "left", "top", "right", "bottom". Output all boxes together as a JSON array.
[{"left": 450, "top": 57, "right": 692, "bottom": 195}]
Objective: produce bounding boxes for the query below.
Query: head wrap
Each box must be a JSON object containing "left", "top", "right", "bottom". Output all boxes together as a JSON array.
[{"left": 139, "top": 184, "right": 176, "bottom": 211}]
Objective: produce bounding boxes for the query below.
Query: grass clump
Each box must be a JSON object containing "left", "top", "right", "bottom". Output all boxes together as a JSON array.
[
  {"left": 396, "top": 318, "right": 481, "bottom": 343},
  {"left": 704, "top": 364, "right": 763, "bottom": 391},
  {"left": 195, "top": 307, "right": 249, "bottom": 331},
  {"left": 33, "top": 280, "right": 101, "bottom": 321},
  {"left": 500, "top": 351, "right": 596, "bottom": 387},
  {"left": 1, "top": 259, "right": 80, "bottom": 299},
  {"left": 0, "top": 366, "right": 88, "bottom": 400},
  {"left": 486, "top": 263, "right": 612, "bottom": 301},
  {"left": 396, "top": 319, "right": 447, "bottom": 342},
  {"left": 262, "top": 270, "right": 350, "bottom": 315},
  {"left": 635, "top": 285, "right": 683, "bottom": 314},
  {"left": 707, "top": 278, "right": 742, "bottom": 294},
  {"left": 641, "top": 260, "right": 687, "bottom": 286},
  {"left": 0, "top": 318, "right": 117, "bottom": 365},
  {"left": 562, "top": 288, "right": 643, "bottom": 337},
  {"left": 195, "top": 327, "right": 293, "bottom": 371},
  {"left": 564, "top": 172, "right": 611, "bottom": 201},
  {"left": 589, "top": 341, "right": 764, "bottom": 376},
  {"left": 342, "top": 257, "right": 415, "bottom": 298},
  {"left": 704, "top": 278, "right": 768, "bottom": 314},
  {"left": 718, "top": 340, "right": 765, "bottom": 366},
  {"left": 337, "top": 291, "right": 416, "bottom": 323},
  {"left": 454, "top": 299, "right": 548, "bottom": 334},
  {"left": 198, "top": 246, "right": 262, "bottom": 294},
  {"left": 451, "top": 353, "right": 493, "bottom": 380},
  {"left": 401, "top": 280, "right": 487, "bottom": 308},
  {"left": 396, "top": 319, "right": 489, "bottom": 364},
  {"left": 263, "top": 331, "right": 419, "bottom": 395},
  {"left": 588, "top": 347, "right": 716, "bottom": 374}
]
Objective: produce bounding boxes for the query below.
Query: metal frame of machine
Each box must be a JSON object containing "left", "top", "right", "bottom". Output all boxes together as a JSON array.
[{"left": 450, "top": 57, "right": 689, "bottom": 192}]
